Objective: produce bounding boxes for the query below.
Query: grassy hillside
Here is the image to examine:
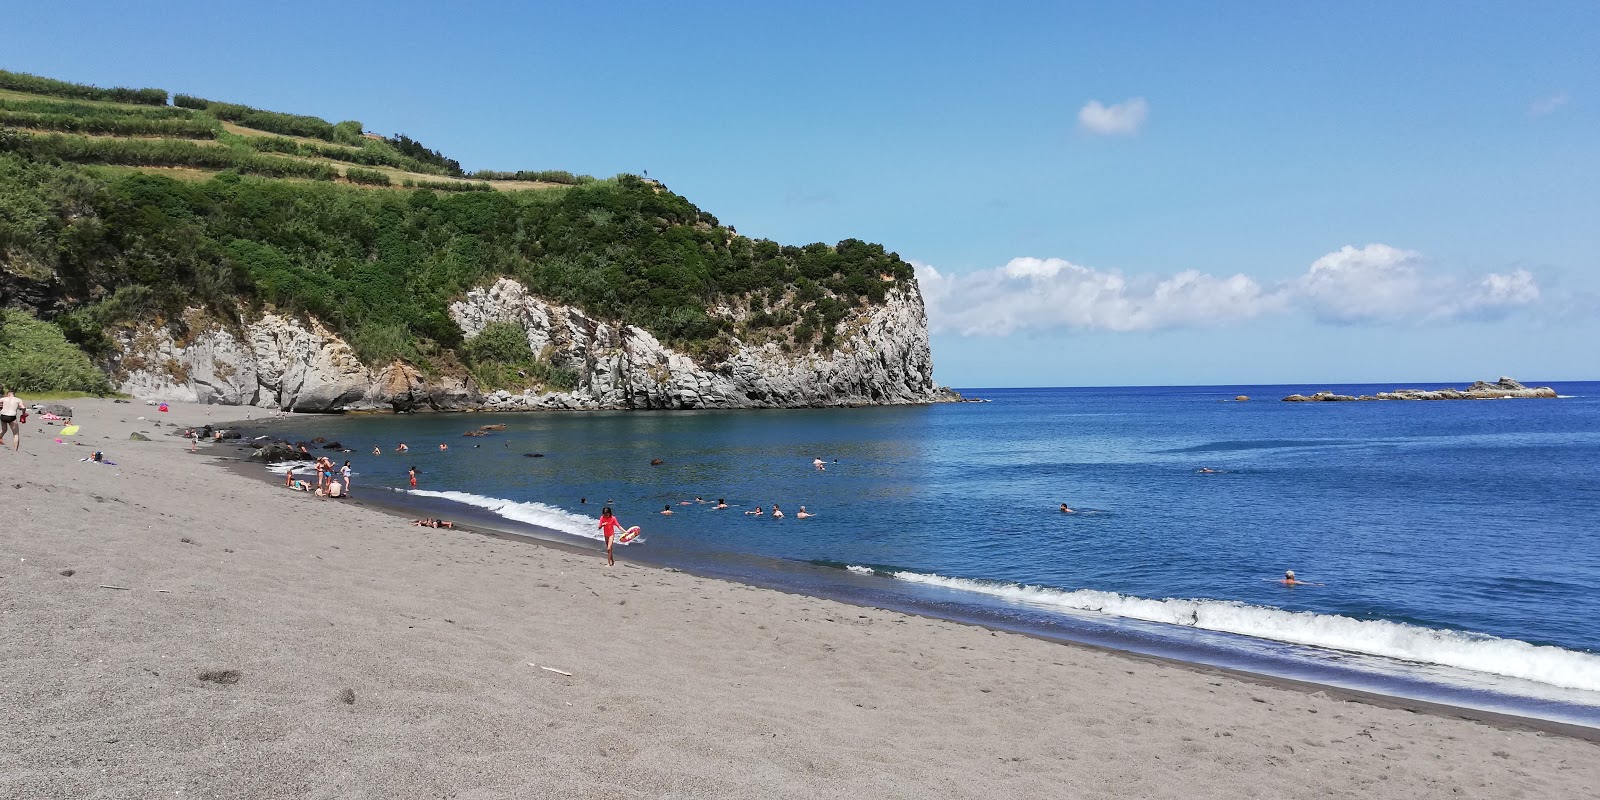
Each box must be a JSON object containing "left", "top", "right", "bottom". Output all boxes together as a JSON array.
[{"left": 0, "top": 69, "right": 917, "bottom": 394}]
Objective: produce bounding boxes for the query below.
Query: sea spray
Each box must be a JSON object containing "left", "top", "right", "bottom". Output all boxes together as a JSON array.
[{"left": 854, "top": 567, "right": 1600, "bottom": 693}]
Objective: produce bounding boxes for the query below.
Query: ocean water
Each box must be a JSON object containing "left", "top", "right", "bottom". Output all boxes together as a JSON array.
[{"left": 257, "top": 383, "right": 1600, "bottom": 723}]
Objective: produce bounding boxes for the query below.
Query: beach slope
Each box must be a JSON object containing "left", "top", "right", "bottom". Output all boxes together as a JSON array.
[{"left": 2, "top": 400, "right": 1595, "bottom": 799}]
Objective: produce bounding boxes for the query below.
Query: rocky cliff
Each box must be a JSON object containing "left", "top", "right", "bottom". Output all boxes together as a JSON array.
[{"left": 110, "top": 279, "right": 951, "bottom": 412}]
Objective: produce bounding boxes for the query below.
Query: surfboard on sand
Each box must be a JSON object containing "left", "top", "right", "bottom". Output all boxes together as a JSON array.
[{"left": 618, "top": 526, "right": 642, "bottom": 544}]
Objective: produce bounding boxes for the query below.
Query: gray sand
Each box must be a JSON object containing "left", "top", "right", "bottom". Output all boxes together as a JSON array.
[{"left": 2, "top": 399, "right": 1596, "bottom": 799}]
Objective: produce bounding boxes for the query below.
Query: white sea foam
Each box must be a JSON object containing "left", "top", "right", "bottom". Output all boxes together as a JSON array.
[
  {"left": 884, "top": 570, "right": 1600, "bottom": 692},
  {"left": 408, "top": 489, "right": 602, "bottom": 541},
  {"left": 846, "top": 565, "right": 874, "bottom": 575}
]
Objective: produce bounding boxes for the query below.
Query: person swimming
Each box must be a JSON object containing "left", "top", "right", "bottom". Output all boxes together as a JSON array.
[
  {"left": 771, "top": 504, "right": 784, "bottom": 519},
  {"left": 714, "top": 499, "right": 728, "bottom": 509},
  {"left": 796, "top": 506, "right": 814, "bottom": 519},
  {"left": 1060, "top": 503, "right": 1075, "bottom": 513},
  {"left": 661, "top": 504, "right": 674, "bottom": 515},
  {"left": 1278, "top": 570, "right": 1323, "bottom": 586},
  {"left": 1197, "top": 467, "right": 1218, "bottom": 474},
  {"left": 745, "top": 506, "right": 764, "bottom": 516}
]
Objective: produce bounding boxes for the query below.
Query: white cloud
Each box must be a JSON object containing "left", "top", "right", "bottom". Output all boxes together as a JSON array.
[
  {"left": 1529, "top": 91, "right": 1569, "bottom": 117},
  {"left": 1077, "top": 97, "right": 1149, "bottom": 136},
  {"left": 917, "top": 245, "right": 1540, "bottom": 336}
]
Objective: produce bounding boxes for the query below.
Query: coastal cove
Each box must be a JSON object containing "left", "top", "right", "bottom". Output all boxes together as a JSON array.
[
  {"left": 234, "top": 382, "right": 1600, "bottom": 727},
  {"left": 7, "top": 398, "right": 1600, "bottom": 799}
]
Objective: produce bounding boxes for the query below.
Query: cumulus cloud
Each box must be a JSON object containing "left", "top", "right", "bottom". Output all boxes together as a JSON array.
[
  {"left": 1077, "top": 97, "right": 1149, "bottom": 136},
  {"left": 1529, "top": 91, "right": 1570, "bottom": 117},
  {"left": 916, "top": 245, "right": 1540, "bottom": 336}
]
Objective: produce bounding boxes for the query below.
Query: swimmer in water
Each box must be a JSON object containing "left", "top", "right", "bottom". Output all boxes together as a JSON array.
[
  {"left": 661, "top": 504, "right": 674, "bottom": 515},
  {"left": 1060, "top": 503, "right": 1075, "bottom": 513},
  {"left": 714, "top": 499, "right": 728, "bottom": 509},
  {"left": 373, "top": 446, "right": 382, "bottom": 456},
  {"left": 813, "top": 458, "right": 826, "bottom": 470},
  {"left": 745, "top": 506, "right": 764, "bottom": 516},
  {"left": 796, "top": 506, "right": 814, "bottom": 519},
  {"left": 772, "top": 504, "right": 784, "bottom": 519},
  {"left": 1278, "top": 570, "right": 1323, "bottom": 586},
  {"left": 1197, "top": 467, "right": 1218, "bottom": 474}
]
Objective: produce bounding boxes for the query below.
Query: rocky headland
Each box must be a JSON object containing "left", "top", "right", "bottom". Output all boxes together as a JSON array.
[
  {"left": 1282, "top": 377, "right": 1557, "bottom": 402},
  {"left": 110, "top": 276, "right": 955, "bottom": 412}
]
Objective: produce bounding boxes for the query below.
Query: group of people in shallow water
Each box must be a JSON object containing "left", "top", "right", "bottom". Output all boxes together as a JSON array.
[
  {"left": 284, "top": 456, "right": 353, "bottom": 498},
  {"left": 642, "top": 496, "right": 817, "bottom": 519}
]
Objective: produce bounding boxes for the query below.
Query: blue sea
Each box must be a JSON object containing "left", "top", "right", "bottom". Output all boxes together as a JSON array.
[{"left": 259, "top": 383, "right": 1600, "bottom": 725}]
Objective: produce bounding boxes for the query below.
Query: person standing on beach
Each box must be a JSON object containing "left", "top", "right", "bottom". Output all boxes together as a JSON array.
[
  {"left": 0, "top": 389, "right": 23, "bottom": 452},
  {"left": 285, "top": 466, "right": 295, "bottom": 488},
  {"left": 341, "top": 461, "right": 353, "bottom": 496},
  {"left": 408, "top": 466, "right": 417, "bottom": 489},
  {"left": 598, "top": 506, "right": 623, "bottom": 566}
]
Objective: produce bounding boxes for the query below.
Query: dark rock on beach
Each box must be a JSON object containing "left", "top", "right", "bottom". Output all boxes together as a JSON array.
[
  {"left": 252, "top": 441, "right": 310, "bottom": 463},
  {"left": 1283, "top": 377, "right": 1557, "bottom": 402}
]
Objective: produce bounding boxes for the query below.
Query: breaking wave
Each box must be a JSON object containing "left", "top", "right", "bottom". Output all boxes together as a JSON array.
[
  {"left": 844, "top": 567, "right": 1600, "bottom": 692},
  {"left": 407, "top": 489, "right": 602, "bottom": 541}
]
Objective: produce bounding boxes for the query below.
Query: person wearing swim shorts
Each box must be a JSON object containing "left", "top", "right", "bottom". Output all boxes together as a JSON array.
[
  {"left": 0, "top": 389, "right": 23, "bottom": 452},
  {"left": 408, "top": 466, "right": 418, "bottom": 489}
]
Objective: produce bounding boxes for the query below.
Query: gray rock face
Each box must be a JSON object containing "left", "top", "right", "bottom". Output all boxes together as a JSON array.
[
  {"left": 109, "top": 276, "right": 951, "bottom": 412},
  {"left": 450, "top": 277, "right": 944, "bottom": 410},
  {"left": 112, "top": 313, "right": 372, "bottom": 412},
  {"left": 1283, "top": 378, "right": 1558, "bottom": 402}
]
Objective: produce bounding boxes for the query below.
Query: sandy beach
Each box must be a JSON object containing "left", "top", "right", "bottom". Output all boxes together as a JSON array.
[{"left": 3, "top": 399, "right": 1596, "bottom": 799}]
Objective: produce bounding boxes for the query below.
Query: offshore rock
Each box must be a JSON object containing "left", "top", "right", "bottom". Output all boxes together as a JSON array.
[{"left": 1283, "top": 377, "right": 1557, "bottom": 402}]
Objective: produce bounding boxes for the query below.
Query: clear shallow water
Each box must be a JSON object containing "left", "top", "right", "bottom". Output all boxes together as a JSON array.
[{"left": 261, "top": 383, "right": 1600, "bottom": 722}]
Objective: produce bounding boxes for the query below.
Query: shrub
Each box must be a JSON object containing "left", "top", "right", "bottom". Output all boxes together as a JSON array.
[
  {"left": 386, "top": 133, "right": 462, "bottom": 176},
  {"left": 401, "top": 178, "right": 492, "bottom": 192},
  {"left": 469, "top": 169, "right": 596, "bottom": 185},
  {"left": 0, "top": 69, "right": 167, "bottom": 106},
  {"left": 0, "top": 309, "right": 113, "bottom": 393},
  {"left": 462, "top": 322, "right": 532, "bottom": 365},
  {"left": 343, "top": 167, "right": 392, "bottom": 186},
  {"left": 333, "top": 120, "right": 364, "bottom": 146},
  {"left": 0, "top": 131, "right": 337, "bottom": 180},
  {"left": 0, "top": 110, "right": 220, "bottom": 139},
  {"left": 173, "top": 95, "right": 335, "bottom": 140}
]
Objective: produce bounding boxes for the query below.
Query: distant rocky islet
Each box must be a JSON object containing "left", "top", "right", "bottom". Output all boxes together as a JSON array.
[{"left": 1282, "top": 377, "right": 1557, "bottom": 402}]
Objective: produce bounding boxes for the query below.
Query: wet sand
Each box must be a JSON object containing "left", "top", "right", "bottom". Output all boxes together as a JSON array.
[{"left": 3, "top": 399, "right": 1596, "bottom": 799}]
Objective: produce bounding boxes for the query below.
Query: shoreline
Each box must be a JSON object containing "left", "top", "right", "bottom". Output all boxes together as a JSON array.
[
  {"left": 215, "top": 436, "right": 1600, "bottom": 741},
  {"left": 7, "top": 398, "right": 1598, "bottom": 798}
]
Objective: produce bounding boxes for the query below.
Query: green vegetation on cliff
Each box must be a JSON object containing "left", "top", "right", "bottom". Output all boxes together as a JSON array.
[
  {"left": 0, "top": 309, "right": 112, "bottom": 393},
  {"left": 0, "top": 69, "right": 918, "bottom": 382}
]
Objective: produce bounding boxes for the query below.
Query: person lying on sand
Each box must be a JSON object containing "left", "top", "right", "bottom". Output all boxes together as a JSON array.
[
  {"left": 745, "top": 506, "right": 764, "bottom": 516},
  {"left": 796, "top": 506, "right": 814, "bottom": 519},
  {"left": 411, "top": 519, "right": 455, "bottom": 529}
]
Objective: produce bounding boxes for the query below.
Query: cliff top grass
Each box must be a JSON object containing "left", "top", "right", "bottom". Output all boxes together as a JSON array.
[{"left": 0, "top": 69, "right": 585, "bottom": 191}]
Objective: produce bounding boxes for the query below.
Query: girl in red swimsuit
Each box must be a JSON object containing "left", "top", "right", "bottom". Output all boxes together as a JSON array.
[{"left": 598, "top": 506, "right": 623, "bottom": 566}]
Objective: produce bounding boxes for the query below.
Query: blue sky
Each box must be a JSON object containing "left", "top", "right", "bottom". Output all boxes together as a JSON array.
[{"left": 7, "top": 2, "right": 1597, "bottom": 387}]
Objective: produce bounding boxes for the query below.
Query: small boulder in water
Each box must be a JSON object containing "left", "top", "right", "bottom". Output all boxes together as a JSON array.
[
  {"left": 523, "top": 453, "right": 544, "bottom": 458},
  {"left": 650, "top": 458, "right": 664, "bottom": 466}
]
